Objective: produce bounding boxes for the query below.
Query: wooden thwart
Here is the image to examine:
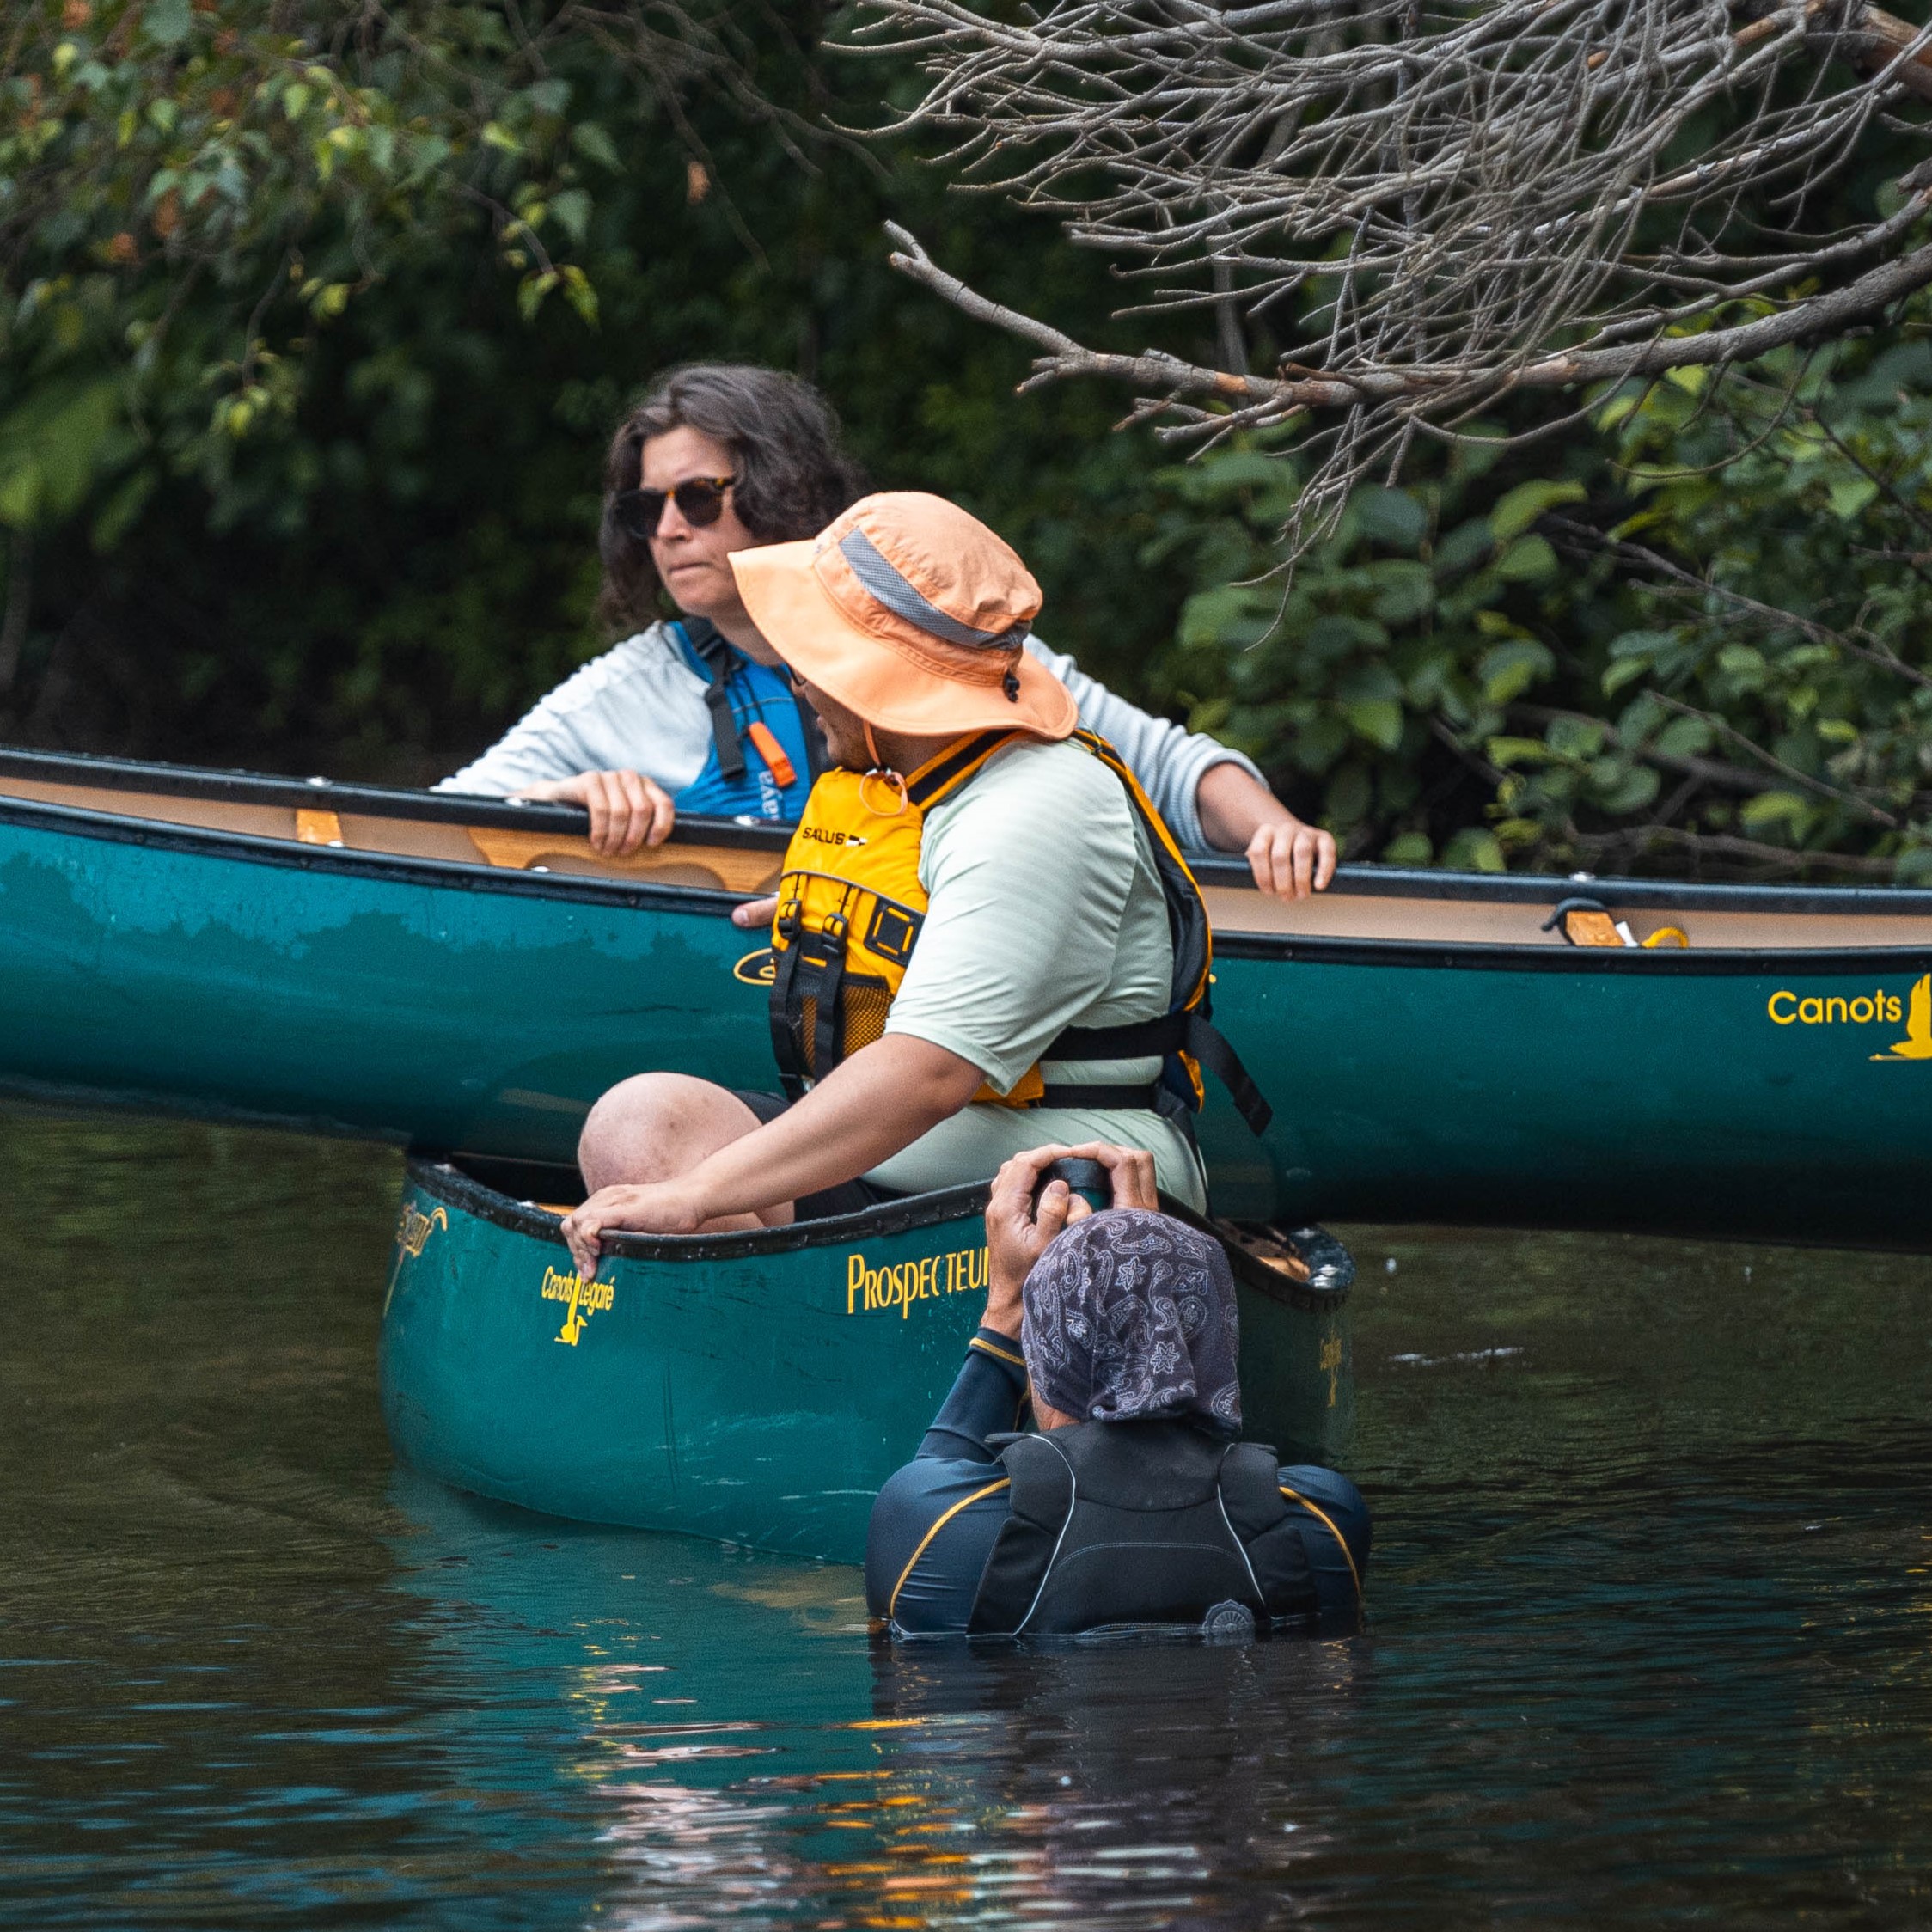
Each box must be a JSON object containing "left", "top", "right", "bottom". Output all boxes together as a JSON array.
[{"left": 464, "top": 824, "right": 780, "bottom": 893}]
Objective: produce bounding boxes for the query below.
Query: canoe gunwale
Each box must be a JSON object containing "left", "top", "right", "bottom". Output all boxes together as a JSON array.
[
  {"left": 409, "top": 1153, "right": 993, "bottom": 1261},
  {"left": 0, "top": 745, "right": 786, "bottom": 848},
  {"left": 1201, "top": 859, "right": 1932, "bottom": 917},
  {"left": 6, "top": 743, "right": 1932, "bottom": 920},
  {"left": 405, "top": 1155, "right": 1355, "bottom": 1309},
  {"left": 0, "top": 789, "right": 750, "bottom": 918},
  {"left": 5, "top": 787, "right": 1930, "bottom": 975},
  {"left": 1214, "top": 930, "right": 1932, "bottom": 975}
]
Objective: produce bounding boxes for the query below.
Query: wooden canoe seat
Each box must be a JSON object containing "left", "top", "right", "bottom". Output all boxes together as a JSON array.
[{"left": 465, "top": 824, "right": 780, "bottom": 893}]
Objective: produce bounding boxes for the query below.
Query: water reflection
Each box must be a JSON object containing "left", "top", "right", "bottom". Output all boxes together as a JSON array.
[
  {"left": 7, "top": 1110, "right": 1932, "bottom": 1929},
  {"left": 389, "top": 1472, "right": 1373, "bottom": 1931}
]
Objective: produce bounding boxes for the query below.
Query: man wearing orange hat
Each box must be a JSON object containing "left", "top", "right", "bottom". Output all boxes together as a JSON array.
[{"left": 561, "top": 493, "right": 1265, "bottom": 1273}]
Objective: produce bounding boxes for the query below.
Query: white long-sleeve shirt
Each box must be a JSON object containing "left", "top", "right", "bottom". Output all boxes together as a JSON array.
[{"left": 435, "top": 626, "right": 1262, "bottom": 854}]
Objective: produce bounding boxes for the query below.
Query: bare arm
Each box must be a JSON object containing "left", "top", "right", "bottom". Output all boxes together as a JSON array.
[
  {"left": 561, "top": 1035, "right": 986, "bottom": 1275},
  {"left": 1195, "top": 761, "right": 1337, "bottom": 902}
]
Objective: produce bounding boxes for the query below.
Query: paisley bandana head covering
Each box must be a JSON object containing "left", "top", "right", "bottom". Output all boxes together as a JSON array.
[{"left": 1020, "top": 1209, "right": 1242, "bottom": 1435}]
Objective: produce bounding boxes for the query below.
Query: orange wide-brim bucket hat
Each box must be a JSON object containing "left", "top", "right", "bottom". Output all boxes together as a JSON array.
[{"left": 730, "top": 492, "right": 1078, "bottom": 741}]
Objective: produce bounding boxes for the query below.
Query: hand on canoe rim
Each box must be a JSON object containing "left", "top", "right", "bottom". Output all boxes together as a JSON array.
[
  {"left": 514, "top": 768, "right": 676, "bottom": 858},
  {"left": 1246, "top": 820, "right": 1337, "bottom": 902},
  {"left": 563, "top": 1181, "right": 706, "bottom": 1275}
]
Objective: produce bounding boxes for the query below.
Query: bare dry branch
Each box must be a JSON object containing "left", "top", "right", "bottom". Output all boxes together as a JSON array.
[{"left": 856, "top": 0, "right": 1932, "bottom": 547}]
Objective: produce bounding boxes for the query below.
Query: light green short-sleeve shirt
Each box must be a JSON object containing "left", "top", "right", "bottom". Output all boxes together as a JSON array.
[{"left": 864, "top": 737, "right": 1207, "bottom": 1208}]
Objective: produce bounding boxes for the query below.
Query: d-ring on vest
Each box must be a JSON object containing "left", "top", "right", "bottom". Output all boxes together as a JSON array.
[{"left": 766, "top": 729, "right": 1271, "bottom": 1134}]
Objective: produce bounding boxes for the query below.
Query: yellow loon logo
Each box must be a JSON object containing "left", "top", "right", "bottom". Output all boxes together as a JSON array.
[
  {"left": 1872, "top": 973, "right": 1932, "bottom": 1061},
  {"left": 733, "top": 946, "right": 776, "bottom": 986},
  {"left": 541, "top": 1263, "right": 614, "bottom": 1345},
  {"left": 396, "top": 1202, "right": 447, "bottom": 1256}
]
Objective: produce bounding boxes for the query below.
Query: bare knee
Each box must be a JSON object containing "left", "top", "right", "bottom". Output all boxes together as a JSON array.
[{"left": 578, "top": 1074, "right": 759, "bottom": 1192}]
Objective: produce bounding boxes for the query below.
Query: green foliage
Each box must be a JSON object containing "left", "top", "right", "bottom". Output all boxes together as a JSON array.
[
  {"left": 0, "top": 0, "right": 1204, "bottom": 772},
  {"left": 1140, "top": 425, "right": 1609, "bottom": 868},
  {"left": 1, "top": 0, "right": 631, "bottom": 523},
  {"left": 1146, "top": 304, "right": 1932, "bottom": 882},
  {"left": 6, "top": 0, "right": 1932, "bottom": 890}
]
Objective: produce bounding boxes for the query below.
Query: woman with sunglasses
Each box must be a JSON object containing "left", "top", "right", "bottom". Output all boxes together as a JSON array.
[{"left": 437, "top": 364, "right": 1337, "bottom": 902}]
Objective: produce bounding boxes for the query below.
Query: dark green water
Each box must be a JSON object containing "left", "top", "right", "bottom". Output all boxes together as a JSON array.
[{"left": 3, "top": 1109, "right": 1929, "bottom": 1928}]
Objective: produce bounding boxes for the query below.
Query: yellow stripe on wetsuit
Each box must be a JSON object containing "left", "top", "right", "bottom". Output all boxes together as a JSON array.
[
  {"left": 969, "top": 1335, "right": 1024, "bottom": 1368},
  {"left": 1281, "top": 1483, "right": 1362, "bottom": 1607},
  {"left": 888, "top": 1477, "right": 1011, "bottom": 1621}
]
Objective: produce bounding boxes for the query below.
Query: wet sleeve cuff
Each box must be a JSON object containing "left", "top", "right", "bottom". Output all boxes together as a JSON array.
[{"left": 916, "top": 1327, "right": 1030, "bottom": 1461}]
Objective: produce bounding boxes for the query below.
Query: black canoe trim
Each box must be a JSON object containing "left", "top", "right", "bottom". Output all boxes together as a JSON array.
[
  {"left": 410, "top": 1151, "right": 992, "bottom": 1257},
  {"left": 1195, "top": 853, "right": 1932, "bottom": 915},
  {"left": 8, "top": 743, "right": 1932, "bottom": 918},
  {"left": 3, "top": 780, "right": 1931, "bottom": 975},
  {"left": 0, "top": 744, "right": 789, "bottom": 849},
  {"left": 0, "top": 788, "right": 750, "bottom": 917},
  {"left": 406, "top": 1153, "right": 1354, "bottom": 1309},
  {"left": 1212, "top": 931, "right": 1932, "bottom": 975}
]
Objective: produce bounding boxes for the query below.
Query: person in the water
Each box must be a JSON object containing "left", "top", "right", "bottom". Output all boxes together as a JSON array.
[
  {"left": 865, "top": 1142, "right": 1370, "bottom": 1638},
  {"left": 436, "top": 363, "right": 1337, "bottom": 903}
]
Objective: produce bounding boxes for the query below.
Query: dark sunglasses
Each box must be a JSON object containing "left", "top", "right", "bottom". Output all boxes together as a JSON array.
[{"left": 610, "top": 476, "right": 737, "bottom": 541}]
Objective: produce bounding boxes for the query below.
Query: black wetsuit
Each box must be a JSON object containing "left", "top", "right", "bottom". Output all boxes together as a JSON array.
[{"left": 865, "top": 1327, "right": 1371, "bottom": 1635}]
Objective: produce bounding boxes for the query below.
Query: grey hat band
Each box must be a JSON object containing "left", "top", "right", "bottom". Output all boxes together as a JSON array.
[{"left": 838, "top": 529, "right": 1030, "bottom": 653}]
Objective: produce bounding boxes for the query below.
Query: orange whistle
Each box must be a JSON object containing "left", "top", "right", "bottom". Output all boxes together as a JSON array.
[{"left": 746, "top": 720, "right": 797, "bottom": 787}]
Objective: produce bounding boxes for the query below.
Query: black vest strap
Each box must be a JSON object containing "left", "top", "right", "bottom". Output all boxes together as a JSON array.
[
  {"left": 768, "top": 901, "right": 809, "bottom": 1101},
  {"left": 967, "top": 1421, "right": 1316, "bottom": 1636},
  {"left": 1183, "top": 1012, "right": 1273, "bottom": 1135},
  {"left": 688, "top": 620, "right": 747, "bottom": 782},
  {"left": 1031, "top": 1082, "right": 1161, "bottom": 1111},
  {"left": 1042, "top": 1012, "right": 1272, "bottom": 1135},
  {"left": 792, "top": 690, "right": 827, "bottom": 780}
]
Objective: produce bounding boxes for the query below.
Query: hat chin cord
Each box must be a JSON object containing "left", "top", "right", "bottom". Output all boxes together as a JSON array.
[{"left": 860, "top": 722, "right": 909, "bottom": 816}]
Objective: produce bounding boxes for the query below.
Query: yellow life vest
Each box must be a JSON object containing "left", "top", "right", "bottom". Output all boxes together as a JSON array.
[{"left": 765, "top": 729, "right": 1271, "bottom": 1135}]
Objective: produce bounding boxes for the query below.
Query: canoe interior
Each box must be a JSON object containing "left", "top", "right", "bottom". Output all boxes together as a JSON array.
[
  {"left": 378, "top": 1154, "right": 1354, "bottom": 1562},
  {"left": 3, "top": 743, "right": 1929, "bottom": 950}
]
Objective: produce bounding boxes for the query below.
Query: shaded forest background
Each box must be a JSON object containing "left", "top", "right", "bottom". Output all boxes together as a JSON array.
[{"left": 7, "top": 0, "right": 1932, "bottom": 880}]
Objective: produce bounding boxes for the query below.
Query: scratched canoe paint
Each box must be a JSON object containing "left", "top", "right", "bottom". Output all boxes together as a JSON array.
[
  {"left": 3, "top": 780, "right": 1932, "bottom": 1244},
  {"left": 6, "top": 1111, "right": 1932, "bottom": 1926},
  {"left": 378, "top": 1159, "right": 1352, "bottom": 1562}
]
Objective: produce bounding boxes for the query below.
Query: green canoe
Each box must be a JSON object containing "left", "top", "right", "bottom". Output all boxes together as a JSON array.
[
  {"left": 378, "top": 1154, "right": 1355, "bottom": 1562},
  {"left": 3, "top": 745, "right": 1930, "bottom": 1243}
]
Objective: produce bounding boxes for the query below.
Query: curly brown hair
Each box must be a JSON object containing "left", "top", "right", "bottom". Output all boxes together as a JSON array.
[{"left": 595, "top": 364, "right": 869, "bottom": 636}]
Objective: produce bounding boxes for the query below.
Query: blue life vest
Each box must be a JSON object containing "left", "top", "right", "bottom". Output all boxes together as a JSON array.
[{"left": 669, "top": 621, "right": 817, "bottom": 823}]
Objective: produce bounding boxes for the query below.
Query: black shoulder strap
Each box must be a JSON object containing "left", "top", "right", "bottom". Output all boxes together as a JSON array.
[
  {"left": 967, "top": 1434, "right": 1075, "bottom": 1635},
  {"left": 686, "top": 619, "right": 747, "bottom": 781},
  {"left": 1219, "top": 1442, "right": 1320, "bottom": 1621},
  {"left": 1036, "top": 735, "right": 1274, "bottom": 1137},
  {"left": 792, "top": 691, "right": 827, "bottom": 780}
]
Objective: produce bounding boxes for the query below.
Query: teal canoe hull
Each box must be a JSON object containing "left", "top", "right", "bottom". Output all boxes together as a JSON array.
[
  {"left": 1205, "top": 939, "right": 1932, "bottom": 1243},
  {"left": 3, "top": 751, "right": 1932, "bottom": 1244},
  {"left": 378, "top": 1159, "right": 1354, "bottom": 1562},
  {"left": 0, "top": 792, "right": 776, "bottom": 1151}
]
